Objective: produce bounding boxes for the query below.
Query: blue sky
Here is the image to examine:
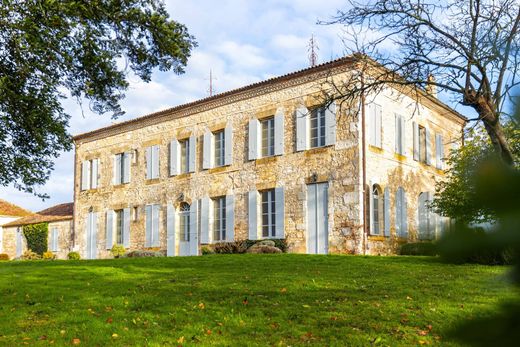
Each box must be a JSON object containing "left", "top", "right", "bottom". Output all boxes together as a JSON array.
[{"left": 0, "top": 0, "right": 349, "bottom": 212}]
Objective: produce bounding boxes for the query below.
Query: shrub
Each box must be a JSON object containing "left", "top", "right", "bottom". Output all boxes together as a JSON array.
[
  {"left": 22, "top": 222, "right": 48, "bottom": 255},
  {"left": 42, "top": 251, "right": 56, "bottom": 260},
  {"left": 213, "top": 240, "right": 248, "bottom": 254},
  {"left": 20, "top": 250, "right": 41, "bottom": 260},
  {"left": 201, "top": 246, "right": 215, "bottom": 255},
  {"left": 111, "top": 244, "right": 126, "bottom": 258},
  {"left": 246, "top": 244, "right": 282, "bottom": 254},
  {"left": 67, "top": 252, "right": 81, "bottom": 260},
  {"left": 400, "top": 242, "right": 439, "bottom": 256},
  {"left": 0, "top": 254, "right": 9, "bottom": 261},
  {"left": 244, "top": 238, "right": 288, "bottom": 253},
  {"left": 125, "top": 250, "right": 164, "bottom": 258}
]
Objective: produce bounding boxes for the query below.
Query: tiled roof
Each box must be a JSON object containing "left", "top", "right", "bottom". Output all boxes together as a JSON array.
[
  {"left": 3, "top": 203, "right": 73, "bottom": 227},
  {"left": 0, "top": 199, "right": 32, "bottom": 217}
]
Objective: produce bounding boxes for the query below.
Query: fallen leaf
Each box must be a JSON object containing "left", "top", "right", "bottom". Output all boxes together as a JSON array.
[
  {"left": 418, "top": 330, "right": 429, "bottom": 336},
  {"left": 198, "top": 302, "right": 205, "bottom": 310},
  {"left": 177, "top": 336, "right": 185, "bottom": 343},
  {"left": 39, "top": 335, "right": 47, "bottom": 340},
  {"left": 72, "top": 338, "right": 80, "bottom": 345},
  {"left": 205, "top": 330, "right": 212, "bottom": 335},
  {"left": 112, "top": 334, "right": 118, "bottom": 339},
  {"left": 280, "top": 288, "right": 287, "bottom": 293},
  {"left": 106, "top": 317, "right": 113, "bottom": 324},
  {"left": 59, "top": 330, "right": 66, "bottom": 336}
]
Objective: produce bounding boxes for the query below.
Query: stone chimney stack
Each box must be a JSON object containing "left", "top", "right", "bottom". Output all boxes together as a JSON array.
[{"left": 425, "top": 74, "right": 438, "bottom": 98}]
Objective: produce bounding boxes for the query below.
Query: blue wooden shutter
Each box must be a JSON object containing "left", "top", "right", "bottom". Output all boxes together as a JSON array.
[
  {"left": 188, "top": 135, "right": 196, "bottom": 173},
  {"left": 368, "top": 182, "right": 374, "bottom": 234},
  {"left": 81, "top": 160, "right": 91, "bottom": 190},
  {"left": 166, "top": 203, "right": 176, "bottom": 256},
  {"left": 123, "top": 208, "right": 130, "bottom": 248},
  {"left": 248, "top": 190, "right": 258, "bottom": 240},
  {"left": 152, "top": 145, "right": 160, "bottom": 178},
  {"left": 203, "top": 131, "right": 212, "bottom": 170},
  {"left": 436, "top": 134, "right": 444, "bottom": 169},
  {"left": 425, "top": 128, "right": 432, "bottom": 165},
  {"left": 170, "top": 140, "right": 179, "bottom": 176},
  {"left": 226, "top": 194, "right": 235, "bottom": 241},
  {"left": 113, "top": 155, "right": 121, "bottom": 184},
  {"left": 123, "top": 152, "right": 131, "bottom": 183},
  {"left": 248, "top": 119, "right": 259, "bottom": 160},
  {"left": 384, "top": 188, "right": 390, "bottom": 237},
  {"left": 395, "top": 189, "right": 402, "bottom": 236},
  {"left": 325, "top": 102, "right": 337, "bottom": 146},
  {"left": 90, "top": 212, "right": 98, "bottom": 259},
  {"left": 400, "top": 116, "right": 406, "bottom": 156},
  {"left": 296, "top": 106, "right": 309, "bottom": 151},
  {"left": 146, "top": 147, "right": 152, "bottom": 179},
  {"left": 91, "top": 159, "right": 99, "bottom": 189},
  {"left": 413, "top": 122, "right": 420, "bottom": 161},
  {"left": 189, "top": 202, "right": 199, "bottom": 255},
  {"left": 145, "top": 205, "right": 152, "bottom": 247},
  {"left": 402, "top": 190, "right": 408, "bottom": 237},
  {"left": 200, "top": 197, "right": 210, "bottom": 244},
  {"left": 106, "top": 210, "right": 113, "bottom": 249},
  {"left": 394, "top": 114, "right": 400, "bottom": 154},
  {"left": 274, "top": 108, "right": 285, "bottom": 155},
  {"left": 275, "top": 187, "right": 285, "bottom": 238},
  {"left": 152, "top": 205, "right": 160, "bottom": 247},
  {"left": 224, "top": 124, "right": 233, "bottom": 165}
]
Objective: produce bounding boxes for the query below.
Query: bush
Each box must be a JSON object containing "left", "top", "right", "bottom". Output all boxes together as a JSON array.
[
  {"left": 67, "top": 252, "right": 81, "bottom": 260},
  {"left": 111, "top": 244, "right": 126, "bottom": 258},
  {"left": 22, "top": 222, "right": 48, "bottom": 255},
  {"left": 125, "top": 250, "right": 164, "bottom": 258},
  {"left": 42, "top": 251, "right": 56, "bottom": 260},
  {"left": 0, "top": 254, "right": 9, "bottom": 261},
  {"left": 244, "top": 238, "right": 288, "bottom": 253},
  {"left": 400, "top": 242, "right": 439, "bottom": 256},
  {"left": 201, "top": 246, "right": 215, "bottom": 255},
  {"left": 212, "top": 240, "right": 248, "bottom": 254},
  {"left": 20, "top": 250, "right": 41, "bottom": 260},
  {"left": 246, "top": 244, "right": 282, "bottom": 254}
]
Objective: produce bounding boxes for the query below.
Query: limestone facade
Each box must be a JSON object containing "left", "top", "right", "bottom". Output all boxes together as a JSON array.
[{"left": 73, "top": 58, "right": 466, "bottom": 259}]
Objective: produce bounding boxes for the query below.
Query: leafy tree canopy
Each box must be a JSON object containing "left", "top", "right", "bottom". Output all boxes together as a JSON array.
[{"left": 0, "top": 0, "right": 196, "bottom": 197}]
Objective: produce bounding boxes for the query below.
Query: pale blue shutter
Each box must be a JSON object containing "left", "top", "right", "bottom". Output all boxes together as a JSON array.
[
  {"left": 368, "top": 103, "right": 376, "bottom": 146},
  {"left": 91, "top": 159, "right": 99, "bottom": 189},
  {"left": 368, "top": 182, "right": 374, "bottom": 234},
  {"left": 152, "top": 205, "right": 160, "bottom": 247},
  {"left": 189, "top": 202, "right": 199, "bottom": 255},
  {"left": 274, "top": 108, "right": 285, "bottom": 155},
  {"left": 200, "top": 197, "right": 210, "bottom": 244},
  {"left": 436, "top": 134, "right": 444, "bottom": 169},
  {"left": 375, "top": 105, "right": 382, "bottom": 147},
  {"left": 248, "top": 119, "right": 259, "bottom": 160},
  {"left": 170, "top": 140, "right": 179, "bottom": 176},
  {"left": 146, "top": 147, "right": 152, "bottom": 179},
  {"left": 425, "top": 128, "right": 432, "bottom": 165},
  {"left": 384, "top": 188, "right": 390, "bottom": 237},
  {"left": 400, "top": 116, "right": 406, "bottom": 156},
  {"left": 188, "top": 135, "right": 196, "bottom": 173},
  {"left": 49, "top": 228, "right": 54, "bottom": 252},
  {"left": 325, "top": 102, "right": 337, "bottom": 146},
  {"left": 402, "top": 191, "right": 408, "bottom": 237},
  {"left": 114, "top": 155, "right": 121, "bottom": 184},
  {"left": 145, "top": 205, "right": 152, "bottom": 247},
  {"left": 248, "top": 190, "right": 258, "bottom": 240},
  {"left": 123, "top": 152, "right": 131, "bottom": 183},
  {"left": 81, "top": 160, "right": 91, "bottom": 190},
  {"left": 16, "top": 227, "right": 23, "bottom": 257},
  {"left": 394, "top": 114, "right": 400, "bottom": 154},
  {"left": 413, "top": 122, "right": 420, "bottom": 161},
  {"left": 395, "top": 189, "right": 402, "bottom": 236},
  {"left": 275, "top": 187, "right": 285, "bottom": 238},
  {"left": 166, "top": 203, "right": 176, "bottom": 256},
  {"left": 152, "top": 145, "right": 160, "bottom": 179},
  {"left": 224, "top": 125, "right": 233, "bottom": 165},
  {"left": 123, "top": 208, "right": 130, "bottom": 248},
  {"left": 53, "top": 228, "right": 59, "bottom": 252},
  {"left": 90, "top": 212, "right": 98, "bottom": 259},
  {"left": 106, "top": 210, "right": 113, "bottom": 249},
  {"left": 226, "top": 194, "right": 235, "bottom": 241},
  {"left": 296, "top": 106, "right": 309, "bottom": 151},
  {"left": 203, "top": 131, "right": 212, "bottom": 170}
]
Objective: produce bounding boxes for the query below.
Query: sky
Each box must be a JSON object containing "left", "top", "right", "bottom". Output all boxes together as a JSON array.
[{"left": 0, "top": 0, "right": 350, "bottom": 212}]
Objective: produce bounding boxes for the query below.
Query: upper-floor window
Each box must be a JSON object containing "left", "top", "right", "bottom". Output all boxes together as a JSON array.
[
  {"left": 81, "top": 158, "right": 99, "bottom": 190},
  {"left": 368, "top": 103, "right": 382, "bottom": 148},
  {"left": 170, "top": 136, "right": 196, "bottom": 175},
  {"left": 261, "top": 117, "right": 275, "bottom": 157},
  {"left": 146, "top": 145, "right": 160, "bottom": 180},
  {"left": 214, "top": 130, "right": 225, "bottom": 167},
  {"left": 296, "top": 103, "right": 336, "bottom": 152},
  {"left": 310, "top": 106, "right": 326, "bottom": 148},
  {"left": 180, "top": 139, "right": 190, "bottom": 174},
  {"left": 114, "top": 152, "right": 131, "bottom": 185},
  {"left": 413, "top": 122, "right": 431, "bottom": 165},
  {"left": 213, "top": 196, "right": 227, "bottom": 241},
  {"left": 203, "top": 126, "right": 233, "bottom": 169}
]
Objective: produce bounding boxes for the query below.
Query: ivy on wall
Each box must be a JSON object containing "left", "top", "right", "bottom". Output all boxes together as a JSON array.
[{"left": 22, "top": 223, "right": 48, "bottom": 255}]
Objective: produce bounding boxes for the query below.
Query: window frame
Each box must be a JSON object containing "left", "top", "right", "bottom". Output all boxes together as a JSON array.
[
  {"left": 261, "top": 116, "right": 275, "bottom": 157},
  {"left": 114, "top": 209, "right": 123, "bottom": 244},
  {"left": 179, "top": 202, "right": 191, "bottom": 241},
  {"left": 179, "top": 139, "right": 190, "bottom": 174},
  {"left": 371, "top": 185, "right": 383, "bottom": 235},
  {"left": 309, "top": 106, "right": 326, "bottom": 148},
  {"left": 261, "top": 189, "right": 277, "bottom": 238},
  {"left": 212, "top": 196, "right": 227, "bottom": 241},
  {"left": 213, "top": 130, "right": 225, "bottom": 167}
]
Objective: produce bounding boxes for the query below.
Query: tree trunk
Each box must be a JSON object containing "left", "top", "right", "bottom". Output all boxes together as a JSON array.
[{"left": 464, "top": 92, "right": 515, "bottom": 165}]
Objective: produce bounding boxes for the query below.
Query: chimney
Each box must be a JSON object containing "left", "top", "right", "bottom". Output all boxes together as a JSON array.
[{"left": 425, "top": 74, "right": 438, "bottom": 98}]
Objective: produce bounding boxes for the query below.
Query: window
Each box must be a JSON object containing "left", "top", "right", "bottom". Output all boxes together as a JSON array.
[
  {"left": 371, "top": 185, "right": 383, "bottom": 235},
  {"left": 115, "top": 209, "right": 123, "bottom": 244},
  {"left": 81, "top": 159, "right": 99, "bottom": 190},
  {"left": 132, "top": 206, "right": 139, "bottom": 221},
  {"left": 310, "top": 106, "right": 326, "bottom": 148},
  {"left": 368, "top": 103, "right": 382, "bottom": 148},
  {"left": 413, "top": 122, "right": 431, "bottom": 164},
  {"left": 418, "top": 192, "right": 434, "bottom": 240},
  {"left": 261, "top": 189, "right": 276, "bottom": 238},
  {"left": 180, "top": 139, "right": 190, "bottom": 174},
  {"left": 395, "top": 187, "right": 408, "bottom": 238},
  {"left": 435, "top": 134, "right": 444, "bottom": 169},
  {"left": 179, "top": 202, "right": 191, "bottom": 242},
  {"left": 261, "top": 117, "right": 275, "bottom": 157},
  {"left": 114, "top": 152, "right": 131, "bottom": 185},
  {"left": 214, "top": 130, "right": 225, "bottom": 167},
  {"left": 213, "top": 196, "right": 226, "bottom": 241},
  {"left": 146, "top": 145, "right": 160, "bottom": 179},
  {"left": 419, "top": 126, "right": 427, "bottom": 163}
]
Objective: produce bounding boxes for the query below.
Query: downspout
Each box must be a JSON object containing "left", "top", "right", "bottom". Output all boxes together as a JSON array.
[
  {"left": 361, "top": 74, "right": 368, "bottom": 255},
  {"left": 72, "top": 140, "right": 77, "bottom": 250}
]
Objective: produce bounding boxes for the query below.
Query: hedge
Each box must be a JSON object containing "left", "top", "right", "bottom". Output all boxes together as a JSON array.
[{"left": 22, "top": 222, "right": 48, "bottom": 255}]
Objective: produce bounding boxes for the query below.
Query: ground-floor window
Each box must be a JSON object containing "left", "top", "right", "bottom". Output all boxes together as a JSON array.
[
  {"left": 261, "top": 189, "right": 276, "bottom": 238},
  {"left": 179, "top": 202, "right": 191, "bottom": 242},
  {"left": 213, "top": 197, "right": 226, "bottom": 241}
]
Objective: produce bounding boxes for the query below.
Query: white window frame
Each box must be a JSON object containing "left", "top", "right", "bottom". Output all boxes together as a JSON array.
[
  {"left": 261, "top": 117, "right": 275, "bottom": 157},
  {"left": 309, "top": 106, "right": 327, "bottom": 148}
]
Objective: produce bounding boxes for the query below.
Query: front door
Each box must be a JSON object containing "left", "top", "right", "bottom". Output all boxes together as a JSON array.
[
  {"left": 178, "top": 202, "right": 198, "bottom": 256},
  {"left": 86, "top": 212, "right": 97, "bottom": 259},
  {"left": 307, "top": 183, "right": 329, "bottom": 254}
]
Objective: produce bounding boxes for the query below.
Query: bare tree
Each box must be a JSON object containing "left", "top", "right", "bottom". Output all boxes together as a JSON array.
[{"left": 326, "top": 0, "right": 520, "bottom": 165}]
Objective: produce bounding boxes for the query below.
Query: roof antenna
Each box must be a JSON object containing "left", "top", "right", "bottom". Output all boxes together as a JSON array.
[
  {"left": 206, "top": 69, "right": 217, "bottom": 96},
  {"left": 308, "top": 34, "right": 319, "bottom": 67}
]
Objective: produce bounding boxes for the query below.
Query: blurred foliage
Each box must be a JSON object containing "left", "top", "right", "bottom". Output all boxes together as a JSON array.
[
  {"left": 399, "top": 242, "right": 438, "bottom": 256},
  {"left": 431, "top": 124, "right": 520, "bottom": 225}
]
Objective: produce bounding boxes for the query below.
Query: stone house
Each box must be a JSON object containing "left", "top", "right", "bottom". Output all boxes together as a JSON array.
[
  {"left": 73, "top": 56, "right": 466, "bottom": 259},
  {"left": 0, "top": 199, "right": 32, "bottom": 255},
  {"left": 2, "top": 203, "right": 74, "bottom": 259}
]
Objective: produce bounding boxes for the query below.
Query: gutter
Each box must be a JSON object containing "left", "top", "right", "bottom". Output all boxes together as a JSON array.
[{"left": 361, "top": 74, "right": 368, "bottom": 255}]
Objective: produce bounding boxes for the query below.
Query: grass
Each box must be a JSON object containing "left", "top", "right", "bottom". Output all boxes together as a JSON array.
[{"left": 0, "top": 254, "right": 514, "bottom": 346}]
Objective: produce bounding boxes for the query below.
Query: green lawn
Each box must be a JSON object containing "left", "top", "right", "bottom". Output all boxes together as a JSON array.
[{"left": 0, "top": 255, "right": 513, "bottom": 346}]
